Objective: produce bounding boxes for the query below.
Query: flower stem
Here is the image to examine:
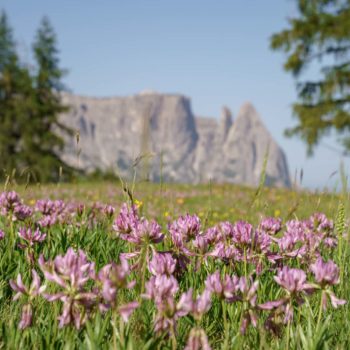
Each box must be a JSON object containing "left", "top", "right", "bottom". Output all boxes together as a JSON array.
[
  {"left": 316, "top": 291, "right": 324, "bottom": 330},
  {"left": 9, "top": 216, "right": 14, "bottom": 244},
  {"left": 243, "top": 248, "right": 247, "bottom": 278},
  {"left": 112, "top": 313, "right": 118, "bottom": 350},
  {"left": 140, "top": 244, "right": 149, "bottom": 294},
  {"left": 119, "top": 317, "right": 125, "bottom": 347},
  {"left": 222, "top": 299, "right": 229, "bottom": 350},
  {"left": 170, "top": 324, "right": 177, "bottom": 350},
  {"left": 286, "top": 319, "right": 290, "bottom": 350}
]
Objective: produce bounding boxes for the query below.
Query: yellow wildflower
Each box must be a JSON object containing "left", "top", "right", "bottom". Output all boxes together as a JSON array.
[
  {"left": 134, "top": 199, "right": 143, "bottom": 209},
  {"left": 176, "top": 198, "right": 184, "bottom": 205}
]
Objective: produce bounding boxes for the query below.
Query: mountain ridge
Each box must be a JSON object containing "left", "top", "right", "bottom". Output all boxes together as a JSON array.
[{"left": 58, "top": 92, "right": 291, "bottom": 187}]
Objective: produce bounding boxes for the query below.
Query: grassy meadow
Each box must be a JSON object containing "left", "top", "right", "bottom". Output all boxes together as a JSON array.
[
  {"left": 0, "top": 179, "right": 349, "bottom": 349},
  {"left": 12, "top": 180, "right": 343, "bottom": 225}
]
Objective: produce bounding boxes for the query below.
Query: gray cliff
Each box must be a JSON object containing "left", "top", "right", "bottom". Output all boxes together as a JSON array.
[{"left": 59, "top": 92, "right": 291, "bottom": 187}]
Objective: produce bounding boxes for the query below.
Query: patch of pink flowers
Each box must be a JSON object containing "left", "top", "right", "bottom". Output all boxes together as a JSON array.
[{"left": 1, "top": 193, "right": 346, "bottom": 349}]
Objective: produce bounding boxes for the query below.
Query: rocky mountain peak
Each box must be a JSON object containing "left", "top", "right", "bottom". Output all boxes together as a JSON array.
[
  {"left": 58, "top": 92, "right": 291, "bottom": 187},
  {"left": 221, "top": 102, "right": 291, "bottom": 187},
  {"left": 235, "top": 102, "right": 265, "bottom": 129},
  {"left": 218, "top": 106, "right": 233, "bottom": 142}
]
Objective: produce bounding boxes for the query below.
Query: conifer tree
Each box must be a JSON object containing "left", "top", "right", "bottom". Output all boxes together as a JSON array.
[
  {"left": 0, "top": 13, "right": 73, "bottom": 181},
  {"left": 271, "top": 0, "right": 350, "bottom": 154},
  {"left": 0, "top": 10, "right": 16, "bottom": 172},
  {"left": 0, "top": 11, "right": 33, "bottom": 176},
  {"left": 29, "top": 16, "right": 72, "bottom": 181}
]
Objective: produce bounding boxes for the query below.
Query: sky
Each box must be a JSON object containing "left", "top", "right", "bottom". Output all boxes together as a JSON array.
[{"left": 1, "top": 0, "right": 349, "bottom": 189}]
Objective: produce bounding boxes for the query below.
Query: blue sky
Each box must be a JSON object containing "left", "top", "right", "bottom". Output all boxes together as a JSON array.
[{"left": 2, "top": 0, "right": 348, "bottom": 189}]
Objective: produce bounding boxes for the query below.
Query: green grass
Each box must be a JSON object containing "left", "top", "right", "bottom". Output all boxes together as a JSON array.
[
  {"left": 10, "top": 181, "right": 342, "bottom": 225},
  {"left": 0, "top": 180, "right": 349, "bottom": 349}
]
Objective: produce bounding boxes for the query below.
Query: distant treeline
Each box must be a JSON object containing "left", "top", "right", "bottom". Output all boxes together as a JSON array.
[{"left": 0, "top": 11, "right": 72, "bottom": 183}]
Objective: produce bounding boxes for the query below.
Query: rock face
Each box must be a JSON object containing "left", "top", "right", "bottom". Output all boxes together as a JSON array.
[{"left": 59, "top": 92, "right": 291, "bottom": 187}]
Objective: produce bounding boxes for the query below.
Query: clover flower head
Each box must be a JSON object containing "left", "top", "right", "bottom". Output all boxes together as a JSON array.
[
  {"left": 35, "top": 199, "right": 67, "bottom": 226},
  {"left": 35, "top": 199, "right": 56, "bottom": 216},
  {"left": 205, "top": 271, "right": 235, "bottom": 299},
  {"left": 148, "top": 286, "right": 192, "bottom": 334},
  {"left": 309, "top": 213, "right": 333, "bottom": 232},
  {"left": 252, "top": 230, "right": 271, "bottom": 253},
  {"left": 39, "top": 247, "right": 95, "bottom": 290},
  {"left": 169, "top": 214, "right": 201, "bottom": 244},
  {"left": 285, "top": 220, "right": 307, "bottom": 239},
  {"left": 232, "top": 221, "right": 253, "bottom": 246},
  {"left": 191, "top": 289, "right": 212, "bottom": 321},
  {"left": 259, "top": 217, "right": 282, "bottom": 235},
  {"left": 0, "top": 191, "right": 21, "bottom": 215},
  {"left": 103, "top": 204, "right": 115, "bottom": 218},
  {"left": 313, "top": 265, "right": 346, "bottom": 310},
  {"left": 39, "top": 248, "right": 97, "bottom": 329},
  {"left": 310, "top": 258, "right": 340, "bottom": 286},
  {"left": 235, "top": 276, "right": 259, "bottom": 306},
  {"left": 97, "top": 258, "right": 135, "bottom": 307},
  {"left": 97, "top": 265, "right": 117, "bottom": 305},
  {"left": 74, "top": 203, "right": 85, "bottom": 216},
  {"left": 192, "top": 235, "right": 210, "bottom": 255},
  {"left": 278, "top": 232, "right": 299, "bottom": 252},
  {"left": 143, "top": 275, "right": 179, "bottom": 304},
  {"left": 134, "top": 218, "right": 164, "bottom": 244},
  {"left": 211, "top": 242, "right": 237, "bottom": 260},
  {"left": 149, "top": 252, "right": 176, "bottom": 276},
  {"left": 53, "top": 200, "right": 66, "bottom": 214},
  {"left": 218, "top": 222, "right": 234, "bottom": 240},
  {"left": 204, "top": 226, "right": 221, "bottom": 244},
  {"left": 13, "top": 204, "right": 33, "bottom": 221},
  {"left": 9, "top": 270, "right": 46, "bottom": 330},
  {"left": 18, "top": 227, "right": 46, "bottom": 247},
  {"left": 259, "top": 267, "right": 315, "bottom": 327},
  {"left": 274, "top": 266, "right": 312, "bottom": 294},
  {"left": 37, "top": 214, "right": 58, "bottom": 228},
  {"left": 9, "top": 269, "right": 46, "bottom": 301},
  {"left": 112, "top": 203, "right": 139, "bottom": 235}
]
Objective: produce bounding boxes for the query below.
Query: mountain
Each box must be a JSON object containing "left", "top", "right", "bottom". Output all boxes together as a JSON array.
[{"left": 58, "top": 92, "right": 291, "bottom": 187}]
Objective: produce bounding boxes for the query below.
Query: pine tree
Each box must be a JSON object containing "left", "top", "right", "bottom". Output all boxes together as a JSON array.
[
  {"left": 271, "top": 0, "right": 350, "bottom": 154},
  {"left": 0, "top": 10, "right": 16, "bottom": 173},
  {"left": 0, "top": 10, "right": 16, "bottom": 71},
  {"left": 0, "top": 11, "right": 33, "bottom": 177},
  {"left": 29, "top": 16, "right": 72, "bottom": 181},
  {"left": 0, "top": 13, "right": 73, "bottom": 182}
]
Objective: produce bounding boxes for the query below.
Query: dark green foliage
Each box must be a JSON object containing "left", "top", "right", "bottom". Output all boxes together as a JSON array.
[
  {"left": 0, "top": 10, "right": 16, "bottom": 71},
  {"left": 271, "top": 0, "right": 350, "bottom": 154},
  {"left": 0, "top": 11, "right": 72, "bottom": 182},
  {"left": 0, "top": 11, "right": 31, "bottom": 175}
]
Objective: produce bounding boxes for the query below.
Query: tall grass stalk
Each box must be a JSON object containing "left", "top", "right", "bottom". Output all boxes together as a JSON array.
[
  {"left": 222, "top": 299, "right": 229, "bottom": 350},
  {"left": 250, "top": 147, "right": 269, "bottom": 211}
]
